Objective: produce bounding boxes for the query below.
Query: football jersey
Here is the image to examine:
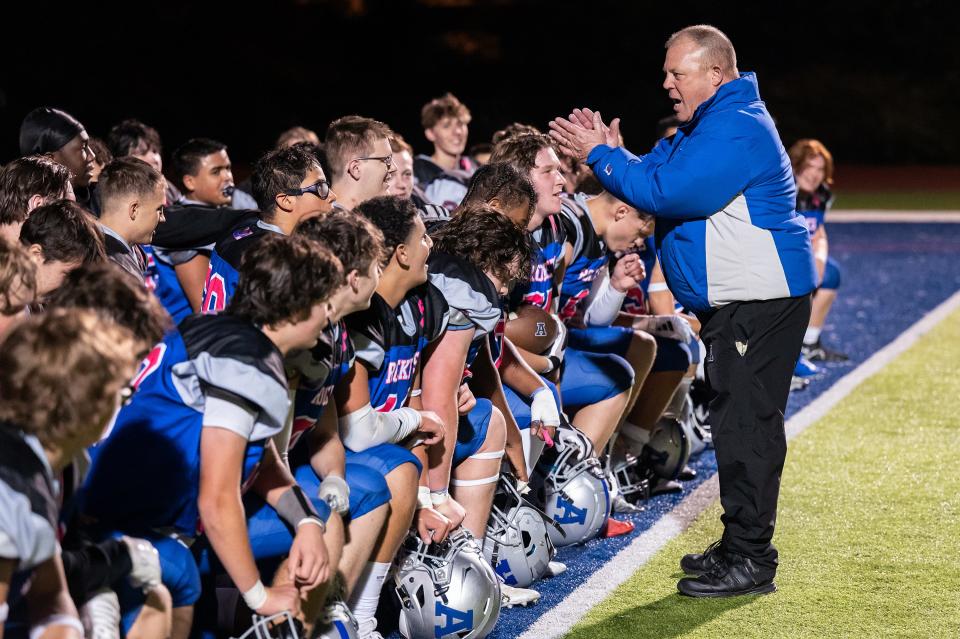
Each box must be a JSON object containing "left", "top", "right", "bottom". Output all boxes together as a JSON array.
[
  {"left": 508, "top": 214, "right": 566, "bottom": 312},
  {"left": 346, "top": 284, "right": 449, "bottom": 414},
  {"left": 413, "top": 189, "right": 452, "bottom": 233},
  {"left": 796, "top": 184, "right": 834, "bottom": 235},
  {"left": 427, "top": 251, "right": 503, "bottom": 369},
  {"left": 287, "top": 320, "right": 356, "bottom": 450},
  {"left": 558, "top": 193, "right": 609, "bottom": 322},
  {"left": 79, "top": 314, "right": 290, "bottom": 536},
  {"left": 413, "top": 154, "right": 474, "bottom": 212},
  {"left": 621, "top": 236, "right": 658, "bottom": 316},
  {"left": 202, "top": 217, "right": 283, "bottom": 314},
  {"left": 143, "top": 245, "right": 197, "bottom": 324}
]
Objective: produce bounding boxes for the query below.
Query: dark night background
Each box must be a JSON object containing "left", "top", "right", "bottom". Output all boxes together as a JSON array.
[{"left": 1, "top": 0, "right": 956, "bottom": 175}]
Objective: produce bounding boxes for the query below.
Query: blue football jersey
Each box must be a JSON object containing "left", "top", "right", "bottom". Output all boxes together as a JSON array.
[
  {"left": 202, "top": 218, "right": 282, "bottom": 314},
  {"left": 509, "top": 215, "right": 566, "bottom": 312},
  {"left": 796, "top": 184, "right": 833, "bottom": 235},
  {"left": 558, "top": 193, "right": 609, "bottom": 323},
  {"left": 79, "top": 314, "right": 290, "bottom": 536},
  {"left": 346, "top": 285, "right": 448, "bottom": 415},
  {"left": 143, "top": 246, "right": 195, "bottom": 324},
  {"left": 288, "top": 320, "right": 356, "bottom": 450}
]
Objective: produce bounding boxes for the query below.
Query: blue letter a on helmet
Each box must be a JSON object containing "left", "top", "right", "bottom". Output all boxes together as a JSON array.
[
  {"left": 494, "top": 558, "right": 519, "bottom": 586},
  {"left": 554, "top": 494, "right": 587, "bottom": 525},
  {"left": 435, "top": 602, "right": 473, "bottom": 638}
]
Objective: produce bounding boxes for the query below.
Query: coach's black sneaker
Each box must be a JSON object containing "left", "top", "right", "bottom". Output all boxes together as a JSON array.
[
  {"left": 677, "top": 553, "right": 776, "bottom": 598},
  {"left": 679, "top": 539, "right": 725, "bottom": 576},
  {"left": 802, "top": 338, "right": 849, "bottom": 362}
]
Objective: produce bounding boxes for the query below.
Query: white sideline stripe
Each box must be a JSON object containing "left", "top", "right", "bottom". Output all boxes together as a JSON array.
[
  {"left": 519, "top": 288, "right": 960, "bottom": 639},
  {"left": 829, "top": 210, "right": 960, "bottom": 222}
]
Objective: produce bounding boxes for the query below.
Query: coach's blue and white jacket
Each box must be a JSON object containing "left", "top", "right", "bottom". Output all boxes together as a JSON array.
[{"left": 588, "top": 72, "right": 816, "bottom": 314}]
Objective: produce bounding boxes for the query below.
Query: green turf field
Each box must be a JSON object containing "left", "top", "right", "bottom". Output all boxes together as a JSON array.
[
  {"left": 833, "top": 190, "right": 960, "bottom": 210},
  {"left": 566, "top": 310, "right": 960, "bottom": 639}
]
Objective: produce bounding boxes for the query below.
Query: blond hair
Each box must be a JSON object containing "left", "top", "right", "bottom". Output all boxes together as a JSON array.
[{"left": 666, "top": 25, "right": 738, "bottom": 75}]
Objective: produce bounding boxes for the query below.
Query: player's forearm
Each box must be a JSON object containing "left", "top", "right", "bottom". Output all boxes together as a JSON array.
[
  {"left": 500, "top": 344, "right": 549, "bottom": 396},
  {"left": 198, "top": 487, "right": 261, "bottom": 591},
  {"left": 250, "top": 441, "right": 297, "bottom": 505},
  {"left": 309, "top": 411, "right": 346, "bottom": 480}
]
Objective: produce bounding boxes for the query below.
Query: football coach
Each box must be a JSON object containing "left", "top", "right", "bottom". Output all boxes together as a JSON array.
[{"left": 549, "top": 24, "right": 816, "bottom": 597}]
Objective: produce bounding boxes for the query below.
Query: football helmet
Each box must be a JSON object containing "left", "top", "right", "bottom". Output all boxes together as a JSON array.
[
  {"left": 394, "top": 529, "right": 501, "bottom": 639},
  {"left": 482, "top": 474, "right": 559, "bottom": 588},
  {"left": 641, "top": 417, "right": 691, "bottom": 481},
  {"left": 531, "top": 424, "right": 611, "bottom": 546}
]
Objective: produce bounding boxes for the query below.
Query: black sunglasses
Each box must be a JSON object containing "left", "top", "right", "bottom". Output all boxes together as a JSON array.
[{"left": 282, "top": 179, "right": 330, "bottom": 200}]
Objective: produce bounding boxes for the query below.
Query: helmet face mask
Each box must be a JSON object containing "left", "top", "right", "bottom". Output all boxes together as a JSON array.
[
  {"left": 531, "top": 424, "right": 612, "bottom": 547},
  {"left": 233, "top": 612, "right": 303, "bottom": 639},
  {"left": 394, "top": 529, "right": 502, "bottom": 639},
  {"left": 482, "top": 474, "right": 557, "bottom": 587}
]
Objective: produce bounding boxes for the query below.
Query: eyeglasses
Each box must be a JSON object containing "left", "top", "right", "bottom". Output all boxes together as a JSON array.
[
  {"left": 355, "top": 155, "right": 393, "bottom": 169},
  {"left": 282, "top": 179, "right": 331, "bottom": 200}
]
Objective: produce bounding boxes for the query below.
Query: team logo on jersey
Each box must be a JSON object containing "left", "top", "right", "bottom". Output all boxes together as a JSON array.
[
  {"left": 232, "top": 226, "right": 254, "bottom": 240},
  {"left": 384, "top": 353, "right": 420, "bottom": 385},
  {"left": 435, "top": 602, "right": 474, "bottom": 638}
]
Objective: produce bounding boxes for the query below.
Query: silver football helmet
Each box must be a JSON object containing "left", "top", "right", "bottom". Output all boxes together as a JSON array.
[
  {"left": 531, "top": 424, "right": 612, "bottom": 547},
  {"left": 610, "top": 453, "right": 651, "bottom": 502},
  {"left": 394, "top": 529, "right": 501, "bottom": 639},
  {"left": 482, "top": 474, "right": 558, "bottom": 588},
  {"left": 233, "top": 612, "right": 302, "bottom": 639},
  {"left": 642, "top": 417, "right": 691, "bottom": 480}
]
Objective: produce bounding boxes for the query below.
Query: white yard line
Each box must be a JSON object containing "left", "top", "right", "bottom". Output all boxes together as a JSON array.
[
  {"left": 519, "top": 288, "right": 960, "bottom": 639},
  {"left": 828, "top": 210, "right": 960, "bottom": 223}
]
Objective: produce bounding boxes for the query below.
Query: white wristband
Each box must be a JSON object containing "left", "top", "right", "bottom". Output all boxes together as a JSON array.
[
  {"left": 297, "top": 516, "right": 326, "bottom": 532},
  {"left": 417, "top": 486, "right": 432, "bottom": 510},
  {"left": 242, "top": 579, "right": 268, "bottom": 611},
  {"left": 430, "top": 489, "right": 450, "bottom": 506},
  {"left": 30, "top": 614, "right": 85, "bottom": 639}
]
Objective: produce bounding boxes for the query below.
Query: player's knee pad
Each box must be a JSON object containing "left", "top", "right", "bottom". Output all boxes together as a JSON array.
[
  {"left": 820, "top": 257, "right": 841, "bottom": 290},
  {"left": 344, "top": 461, "right": 392, "bottom": 520},
  {"left": 560, "top": 348, "right": 634, "bottom": 409},
  {"left": 651, "top": 336, "right": 692, "bottom": 373}
]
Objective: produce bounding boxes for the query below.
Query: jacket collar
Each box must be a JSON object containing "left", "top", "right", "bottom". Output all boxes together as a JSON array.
[{"left": 683, "top": 72, "right": 761, "bottom": 128}]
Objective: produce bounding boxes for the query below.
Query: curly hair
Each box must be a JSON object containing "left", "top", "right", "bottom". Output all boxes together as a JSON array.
[
  {"left": 0, "top": 238, "right": 37, "bottom": 314},
  {"left": 0, "top": 308, "right": 138, "bottom": 449},
  {"left": 431, "top": 203, "right": 532, "bottom": 287},
  {"left": 491, "top": 122, "right": 541, "bottom": 146},
  {"left": 46, "top": 263, "right": 172, "bottom": 351},
  {"left": 20, "top": 200, "right": 106, "bottom": 265},
  {"left": 489, "top": 133, "right": 556, "bottom": 175},
  {"left": 0, "top": 155, "right": 71, "bottom": 226},
  {"left": 462, "top": 162, "right": 537, "bottom": 225},
  {"left": 298, "top": 211, "right": 386, "bottom": 274},
  {"left": 354, "top": 195, "right": 419, "bottom": 256},
  {"left": 226, "top": 234, "right": 344, "bottom": 327}
]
